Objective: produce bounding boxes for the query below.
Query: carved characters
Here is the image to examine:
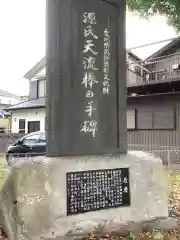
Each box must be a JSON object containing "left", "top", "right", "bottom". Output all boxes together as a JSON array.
[
  {"left": 103, "top": 28, "right": 111, "bottom": 95},
  {"left": 81, "top": 12, "right": 99, "bottom": 138}
]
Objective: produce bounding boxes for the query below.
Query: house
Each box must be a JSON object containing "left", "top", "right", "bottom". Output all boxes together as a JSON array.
[
  {"left": 127, "top": 37, "right": 180, "bottom": 164},
  {"left": 126, "top": 50, "right": 150, "bottom": 88},
  {"left": 0, "top": 90, "right": 22, "bottom": 133},
  {"left": 8, "top": 58, "right": 46, "bottom": 134}
]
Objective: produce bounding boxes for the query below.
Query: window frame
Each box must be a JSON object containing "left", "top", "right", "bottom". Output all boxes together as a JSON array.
[
  {"left": 134, "top": 106, "right": 176, "bottom": 131},
  {"left": 135, "top": 108, "right": 153, "bottom": 130},
  {"left": 27, "top": 121, "right": 40, "bottom": 133},
  {"left": 37, "top": 79, "right": 46, "bottom": 98},
  {"left": 152, "top": 106, "right": 176, "bottom": 130},
  {"left": 19, "top": 119, "right": 25, "bottom": 134}
]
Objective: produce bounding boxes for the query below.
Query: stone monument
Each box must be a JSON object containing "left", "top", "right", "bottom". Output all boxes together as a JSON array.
[
  {"left": 0, "top": 0, "right": 168, "bottom": 239},
  {"left": 46, "top": 0, "right": 127, "bottom": 157}
]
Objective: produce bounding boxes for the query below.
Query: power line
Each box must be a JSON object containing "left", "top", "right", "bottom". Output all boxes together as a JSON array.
[{"left": 127, "top": 36, "right": 179, "bottom": 50}]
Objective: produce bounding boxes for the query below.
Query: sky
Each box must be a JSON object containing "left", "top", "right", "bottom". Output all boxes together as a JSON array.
[{"left": 0, "top": 1, "right": 177, "bottom": 96}]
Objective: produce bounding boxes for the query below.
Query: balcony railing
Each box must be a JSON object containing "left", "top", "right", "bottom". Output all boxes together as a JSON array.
[{"left": 127, "top": 54, "right": 180, "bottom": 87}]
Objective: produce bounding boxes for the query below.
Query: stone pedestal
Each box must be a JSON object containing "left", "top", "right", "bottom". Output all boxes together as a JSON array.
[{"left": 0, "top": 151, "right": 168, "bottom": 240}]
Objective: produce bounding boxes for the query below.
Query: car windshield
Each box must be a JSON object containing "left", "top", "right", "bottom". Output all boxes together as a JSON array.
[{"left": 23, "top": 134, "right": 40, "bottom": 145}]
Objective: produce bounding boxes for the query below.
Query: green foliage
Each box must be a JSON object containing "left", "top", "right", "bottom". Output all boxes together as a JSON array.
[
  {"left": 129, "top": 232, "right": 138, "bottom": 240},
  {"left": 127, "top": 0, "right": 180, "bottom": 32}
]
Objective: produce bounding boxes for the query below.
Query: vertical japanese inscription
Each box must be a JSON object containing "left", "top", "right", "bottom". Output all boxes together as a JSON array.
[
  {"left": 67, "top": 168, "right": 130, "bottom": 215},
  {"left": 103, "top": 27, "right": 111, "bottom": 95},
  {"left": 81, "top": 12, "right": 99, "bottom": 138}
]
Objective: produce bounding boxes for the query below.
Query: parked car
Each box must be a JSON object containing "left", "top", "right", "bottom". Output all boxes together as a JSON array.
[{"left": 6, "top": 131, "right": 46, "bottom": 166}]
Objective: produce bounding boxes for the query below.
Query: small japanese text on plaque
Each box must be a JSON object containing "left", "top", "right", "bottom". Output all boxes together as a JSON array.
[{"left": 66, "top": 168, "right": 130, "bottom": 215}]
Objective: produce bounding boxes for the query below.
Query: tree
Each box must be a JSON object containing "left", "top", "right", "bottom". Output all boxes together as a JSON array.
[{"left": 127, "top": 0, "right": 180, "bottom": 33}]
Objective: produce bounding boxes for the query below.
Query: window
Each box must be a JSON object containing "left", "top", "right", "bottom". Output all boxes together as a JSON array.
[
  {"left": 28, "top": 121, "right": 40, "bottom": 133},
  {"left": 19, "top": 119, "right": 25, "bottom": 133},
  {"left": 136, "top": 109, "right": 153, "bottom": 129},
  {"left": 127, "top": 109, "right": 136, "bottom": 129},
  {"left": 29, "top": 80, "right": 38, "bottom": 100},
  {"left": 136, "top": 107, "right": 175, "bottom": 130},
  {"left": 23, "top": 134, "right": 40, "bottom": 146},
  {"left": 153, "top": 107, "right": 175, "bottom": 129},
  {"left": 38, "top": 79, "right": 46, "bottom": 98}
]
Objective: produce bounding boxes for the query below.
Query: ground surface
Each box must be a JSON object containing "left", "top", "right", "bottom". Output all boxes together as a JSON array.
[{"left": 0, "top": 166, "right": 180, "bottom": 239}]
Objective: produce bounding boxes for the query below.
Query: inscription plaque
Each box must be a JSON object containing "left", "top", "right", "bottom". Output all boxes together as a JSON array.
[{"left": 67, "top": 168, "right": 130, "bottom": 215}]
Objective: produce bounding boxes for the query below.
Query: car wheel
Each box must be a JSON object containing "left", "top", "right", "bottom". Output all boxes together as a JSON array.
[
  {"left": 6, "top": 154, "right": 13, "bottom": 166},
  {"left": 6, "top": 154, "right": 19, "bottom": 166}
]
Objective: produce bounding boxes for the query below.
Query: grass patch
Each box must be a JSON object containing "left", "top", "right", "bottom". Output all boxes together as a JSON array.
[{"left": 0, "top": 165, "right": 9, "bottom": 187}]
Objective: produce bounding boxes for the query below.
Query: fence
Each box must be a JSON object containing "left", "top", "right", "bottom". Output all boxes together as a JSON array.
[
  {"left": 0, "top": 133, "right": 23, "bottom": 153},
  {"left": 0, "top": 133, "right": 179, "bottom": 167},
  {"left": 128, "top": 144, "right": 180, "bottom": 167}
]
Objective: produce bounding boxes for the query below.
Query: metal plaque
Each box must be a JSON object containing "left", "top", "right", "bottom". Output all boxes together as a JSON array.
[{"left": 66, "top": 168, "right": 130, "bottom": 215}]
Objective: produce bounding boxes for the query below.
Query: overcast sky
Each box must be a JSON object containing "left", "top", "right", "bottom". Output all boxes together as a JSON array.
[{"left": 0, "top": 1, "right": 177, "bottom": 96}]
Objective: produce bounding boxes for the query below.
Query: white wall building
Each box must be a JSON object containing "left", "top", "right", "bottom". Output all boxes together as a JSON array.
[
  {"left": 8, "top": 58, "right": 46, "bottom": 134},
  {"left": 11, "top": 108, "right": 45, "bottom": 134}
]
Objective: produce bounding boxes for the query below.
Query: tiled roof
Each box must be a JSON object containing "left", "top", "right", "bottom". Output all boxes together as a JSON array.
[
  {"left": 7, "top": 98, "right": 45, "bottom": 110},
  {"left": 0, "top": 89, "right": 19, "bottom": 98},
  {"left": 147, "top": 37, "right": 180, "bottom": 59}
]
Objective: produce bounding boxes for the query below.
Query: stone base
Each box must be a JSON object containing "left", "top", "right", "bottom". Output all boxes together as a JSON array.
[{"left": 0, "top": 151, "right": 168, "bottom": 240}]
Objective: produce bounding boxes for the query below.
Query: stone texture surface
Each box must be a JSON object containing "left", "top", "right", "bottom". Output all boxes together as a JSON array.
[{"left": 0, "top": 151, "right": 168, "bottom": 240}]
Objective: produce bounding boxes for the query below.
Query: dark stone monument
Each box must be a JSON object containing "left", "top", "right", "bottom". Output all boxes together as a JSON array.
[{"left": 46, "top": 0, "right": 127, "bottom": 157}]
